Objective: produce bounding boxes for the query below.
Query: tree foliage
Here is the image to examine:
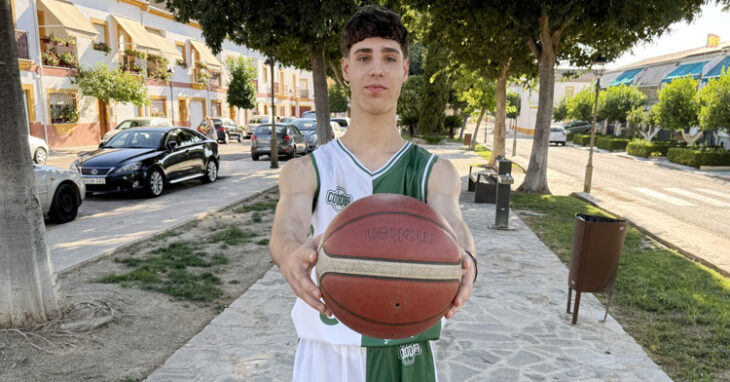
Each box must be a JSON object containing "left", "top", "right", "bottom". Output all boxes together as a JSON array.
[
  {"left": 452, "top": 69, "right": 497, "bottom": 117},
  {"left": 567, "top": 88, "right": 596, "bottom": 122},
  {"left": 397, "top": 75, "right": 425, "bottom": 132},
  {"left": 655, "top": 76, "right": 699, "bottom": 131},
  {"left": 73, "top": 63, "right": 148, "bottom": 106},
  {"left": 418, "top": 43, "right": 452, "bottom": 135},
  {"left": 597, "top": 84, "right": 647, "bottom": 123},
  {"left": 553, "top": 96, "right": 568, "bottom": 121},
  {"left": 328, "top": 83, "right": 349, "bottom": 114},
  {"left": 506, "top": 91, "right": 521, "bottom": 119},
  {"left": 699, "top": 69, "right": 730, "bottom": 132},
  {"left": 224, "top": 56, "right": 257, "bottom": 110}
]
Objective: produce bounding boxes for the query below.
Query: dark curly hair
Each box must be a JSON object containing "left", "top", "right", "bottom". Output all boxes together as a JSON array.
[{"left": 340, "top": 5, "right": 408, "bottom": 58}]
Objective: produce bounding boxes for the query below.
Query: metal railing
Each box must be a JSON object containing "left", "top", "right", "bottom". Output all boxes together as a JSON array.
[{"left": 15, "top": 30, "right": 29, "bottom": 60}]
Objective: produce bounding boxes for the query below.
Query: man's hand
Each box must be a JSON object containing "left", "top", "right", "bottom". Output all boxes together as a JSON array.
[
  {"left": 277, "top": 235, "right": 332, "bottom": 317},
  {"left": 445, "top": 250, "right": 476, "bottom": 319}
]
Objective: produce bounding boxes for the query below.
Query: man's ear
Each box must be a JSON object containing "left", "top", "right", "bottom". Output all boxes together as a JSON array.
[
  {"left": 403, "top": 58, "right": 409, "bottom": 82},
  {"left": 341, "top": 57, "right": 350, "bottom": 82}
]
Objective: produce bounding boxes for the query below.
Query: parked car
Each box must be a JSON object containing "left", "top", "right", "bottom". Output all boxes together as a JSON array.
[
  {"left": 280, "top": 117, "right": 295, "bottom": 123},
  {"left": 331, "top": 117, "right": 350, "bottom": 129},
  {"left": 102, "top": 117, "right": 172, "bottom": 143},
  {"left": 35, "top": 165, "right": 85, "bottom": 223},
  {"left": 291, "top": 118, "right": 340, "bottom": 152},
  {"left": 245, "top": 115, "right": 272, "bottom": 138},
  {"left": 196, "top": 117, "right": 244, "bottom": 143},
  {"left": 73, "top": 127, "right": 219, "bottom": 197},
  {"left": 301, "top": 110, "right": 316, "bottom": 118},
  {"left": 251, "top": 123, "right": 306, "bottom": 160},
  {"left": 549, "top": 125, "right": 567, "bottom": 146},
  {"left": 560, "top": 120, "right": 593, "bottom": 135},
  {"left": 29, "top": 135, "right": 49, "bottom": 165}
]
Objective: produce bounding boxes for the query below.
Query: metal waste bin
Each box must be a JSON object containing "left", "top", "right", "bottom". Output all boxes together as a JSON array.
[
  {"left": 566, "top": 214, "right": 627, "bottom": 324},
  {"left": 464, "top": 133, "right": 472, "bottom": 147}
]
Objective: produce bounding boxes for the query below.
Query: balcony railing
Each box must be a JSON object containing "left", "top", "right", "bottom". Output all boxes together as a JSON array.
[
  {"left": 15, "top": 30, "right": 29, "bottom": 60},
  {"left": 40, "top": 37, "right": 78, "bottom": 68},
  {"left": 299, "top": 89, "right": 309, "bottom": 99}
]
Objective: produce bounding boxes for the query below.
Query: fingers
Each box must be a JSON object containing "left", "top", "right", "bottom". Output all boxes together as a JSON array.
[{"left": 445, "top": 254, "right": 475, "bottom": 319}]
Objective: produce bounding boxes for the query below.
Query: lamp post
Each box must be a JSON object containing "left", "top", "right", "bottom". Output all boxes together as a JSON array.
[
  {"left": 583, "top": 55, "right": 607, "bottom": 193},
  {"left": 167, "top": 68, "right": 175, "bottom": 123}
]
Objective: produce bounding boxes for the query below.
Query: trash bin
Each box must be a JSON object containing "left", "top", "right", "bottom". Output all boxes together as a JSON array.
[
  {"left": 464, "top": 133, "right": 472, "bottom": 147},
  {"left": 566, "top": 214, "right": 627, "bottom": 324}
]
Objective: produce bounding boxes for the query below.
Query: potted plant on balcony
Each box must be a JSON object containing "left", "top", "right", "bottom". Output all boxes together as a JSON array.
[
  {"left": 93, "top": 42, "right": 111, "bottom": 54},
  {"left": 59, "top": 52, "right": 77, "bottom": 68},
  {"left": 41, "top": 51, "right": 60, "bottom": 66}
]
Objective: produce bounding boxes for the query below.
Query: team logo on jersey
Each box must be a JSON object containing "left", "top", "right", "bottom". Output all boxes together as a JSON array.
[
  {"left": 325, "top": 186, "right": 352, "bottom": 211},
  {"left": 398, "top": 343, "right": 422, "bottom": 366},
  {"left": 319, "top": 313, "right": 339, "bottom": 326}
]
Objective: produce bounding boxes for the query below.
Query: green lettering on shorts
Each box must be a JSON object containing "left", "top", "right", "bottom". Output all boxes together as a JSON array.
[{"left": 365, "top": 341, "right": 436, "bottom": 382}]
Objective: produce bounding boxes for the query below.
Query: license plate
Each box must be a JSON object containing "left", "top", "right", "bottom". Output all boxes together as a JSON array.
[
  {"left": 83, "top": 177, "right": 106, "bottom": 185},
  {"left": 259, "top": 140, "right": 270, "bottom": 145}
]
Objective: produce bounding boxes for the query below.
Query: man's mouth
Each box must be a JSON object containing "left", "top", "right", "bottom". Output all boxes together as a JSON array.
[{"left": 365, "top": 85, "right": 388, "bottom": 93}]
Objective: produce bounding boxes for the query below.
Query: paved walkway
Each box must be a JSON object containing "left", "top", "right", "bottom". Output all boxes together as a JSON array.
[{"left": 146, "top": 145, "right": 669, "bottom": 382}]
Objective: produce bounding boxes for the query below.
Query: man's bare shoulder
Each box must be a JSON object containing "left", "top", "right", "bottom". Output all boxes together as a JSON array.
[{"left": 279, "top": 155, "right": 317, "bottom": 194}]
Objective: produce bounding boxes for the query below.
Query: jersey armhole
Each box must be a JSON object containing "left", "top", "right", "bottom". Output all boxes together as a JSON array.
[
  {"left": 422, "top": 154, "right": 437, "bottom": 203},
  {"left": 309, "top": 152, "right": 320, "bottom": 212}
]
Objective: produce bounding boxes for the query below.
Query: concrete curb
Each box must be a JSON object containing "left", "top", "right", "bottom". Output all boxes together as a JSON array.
[
  {"left": 572, "top": 191, "right": 729, "bottom": 278},
  {"left": 57, "top": 185, "right": 279, "bottom": 276}
]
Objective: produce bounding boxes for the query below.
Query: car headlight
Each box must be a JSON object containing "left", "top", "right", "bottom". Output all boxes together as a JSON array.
[
  {"left": 115, "top": 162, "right": 142, "bottom": 173},
  {"left": 69, "top": 160, "right": 80, "bottom": 173}
]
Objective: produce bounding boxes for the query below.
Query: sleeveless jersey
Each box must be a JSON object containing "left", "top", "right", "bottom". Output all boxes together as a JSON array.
[{"left": 291, "top": 138, "right": 441, "bottom": 348}]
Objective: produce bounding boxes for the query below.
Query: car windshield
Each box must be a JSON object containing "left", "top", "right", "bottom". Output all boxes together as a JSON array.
[
  {"left": 250, "top": 116, "right": 270, "bottom": 124},
  {"left": 116, "top": 119, "right": 151, "bottom": 130},
  {"left": 550, "top": 128, "right": 563, "bottom": 132},
  {"left": 254, "top": 125, "right": 287, "bottom": 135},
  {"left": 105, "top": 130, "right": 165, "bottom": 148},
  {"left": 293, "top": 120, "right": 316, "bottom": 131}
]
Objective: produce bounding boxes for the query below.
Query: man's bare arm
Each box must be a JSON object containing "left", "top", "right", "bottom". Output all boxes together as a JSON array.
[
  {"left": 427, "top": 158, "right": 477, "bottom": 319},
  {"left": 269, "top": 155, "right": 330, "bottom": 315}
]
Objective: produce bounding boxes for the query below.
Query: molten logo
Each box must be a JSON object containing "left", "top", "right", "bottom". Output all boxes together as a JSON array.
[
  {"left": 365, "top": 226, "right": 433, "bottom": 244},
  {"left": 398, "top": 343, "right": 422, "bottom": 366}
]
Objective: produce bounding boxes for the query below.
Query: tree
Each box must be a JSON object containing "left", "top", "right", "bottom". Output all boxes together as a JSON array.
[
  {"left": 163, "top": 0, "right": 359, "bottom": 168},
  {"left": 73, "top": 63, "right": 149, "bottom": 138},
  {"left": 553, "top": 95, "right": 568, "bottom": 122},
  {"left": 328, "top": 83, "right": 349, "bottom": 114},
  {"left": 397, "top": 75, "right": 425, "bottom": 136},
  {"left": 655, "top": 76, "right": 702, "bottom": 145},
  {"left": 452, "top": 68, "right": 496, "bottom": 149},
  {"left": 224, "top": 56, "right": 257, "bottom": 111},
  {"left": 699, "top": 69, "right": 730, "bottom": 134},
  {"left": 506, "top": 91, "right": 521, "bottom": 119},
  {"left": 597, "top": 84, "right": 647, "bottom": 134},
  {"left": 418, "top": 42, "right": 452, "bottom": 136},
  {"left": 567, "top": 88, "right": 596, "bottom": 122},
  {"left": 1, "top": 1, "right": 64, "bottom": 328},
  {"left": 627, "top": 105, "right": 661, "bottom": 142}
]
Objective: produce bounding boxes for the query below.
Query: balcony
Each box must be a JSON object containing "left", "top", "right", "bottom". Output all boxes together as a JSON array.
[
  {"left": 15, "top": 30, "right": 29, "bottom": 60},
  {"left": 40, "top": 36, "right": 78, "bottom": 68},
  {"left": 299, "top": 89, "right": 309, "bottom": 99}
]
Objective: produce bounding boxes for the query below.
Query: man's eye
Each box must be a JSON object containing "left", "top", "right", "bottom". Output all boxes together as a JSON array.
[
  {"left": 385, "top": 57, "right": 397, "bottom": 63},
  {"left": 358, "top": 56, "right": 370, "bottom": 62}
]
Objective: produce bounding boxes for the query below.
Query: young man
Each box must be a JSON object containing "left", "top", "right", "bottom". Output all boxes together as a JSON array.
[{"left": 270, "top": 5, "right": 477, "bottom": 381}]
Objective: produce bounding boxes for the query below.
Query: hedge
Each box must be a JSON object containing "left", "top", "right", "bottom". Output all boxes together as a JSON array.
[
  {"left": 667, "top": 147, "right": 730, "bottom": 168},
  {"left": 626, "top": 139, "right": 684, "bottom": 157},
  {"left": 596, "top": 136, "right": 630, "bottom": 151},
  {"left": 572, "top": 134, "right": 591, "bottom": 145}
]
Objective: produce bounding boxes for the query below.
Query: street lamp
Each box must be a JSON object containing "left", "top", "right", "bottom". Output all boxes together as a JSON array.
[
  {"left": 583, "top": 54, "right": 607, "bottom": 193},
  {"left": 167, "top": 68, "right": 175, "bottom": 123}
]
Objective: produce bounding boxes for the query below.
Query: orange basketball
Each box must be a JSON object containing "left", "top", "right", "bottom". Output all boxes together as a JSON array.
[{"left": 316, "top": 193, "right": 462, "bottom": 339}]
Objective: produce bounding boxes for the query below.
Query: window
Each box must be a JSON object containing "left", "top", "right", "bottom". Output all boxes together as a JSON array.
[
  {"left": 49, "top": 92, "right": 77, "bottom": 124},
  {"left": 565, "top": 86, "right": 575, "bottom": 98},
  {"left": 211, "top": 101, "right": 221, "bottom": 117},
  {"left": 262, "top": 67, "right": 267, "bottom": 82},
  {"left": 150, "top": 98, "right": 167, "bottom": 117},
  {"left": 178, "top": 99, "right": 188, "bottom": 122},
  {"left": 175, "top": 42, "right": 186, "bottom": 65},
  {"left": 179, "top": 129, "right": 201, "bottom": 146}
]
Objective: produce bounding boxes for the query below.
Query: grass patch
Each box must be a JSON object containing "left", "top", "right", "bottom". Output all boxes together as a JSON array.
[
  {"left": 474, "top": 143, "right": 493, "bottom": 162},
  {"left": 98, "top": 241, "right": 226, "bottom": 302},
  {"left": 510, "top": 193, "right": 730, "bottom": 381},
  {"left": 234, "top": 201, "right": 277, "bottom": 213},
  {"left": 152, "top": 230, "right": 181, "bottom": 241},
  {"left": 209, "top": 227, "right": 257, "bottom": 245},
  {"left": 255, "top": 238, "right": 269, "bottom": 246},
  {"left": 251, "top": 212, "right": 262, "bottom": 223}
]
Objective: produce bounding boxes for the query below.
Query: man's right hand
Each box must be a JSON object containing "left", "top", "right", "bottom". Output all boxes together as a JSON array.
[{"left": 278, "top": 235, "right": 332, "bottom": 317}]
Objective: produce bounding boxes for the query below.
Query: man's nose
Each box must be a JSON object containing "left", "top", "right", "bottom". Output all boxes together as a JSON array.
[{"left": 369, "top": 59, "right": 385, "bottom": 77}]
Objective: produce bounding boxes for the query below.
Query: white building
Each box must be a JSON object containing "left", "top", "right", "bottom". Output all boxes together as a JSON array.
[{"left": 11, "top": 0, "right": 315, "bottom": 147}]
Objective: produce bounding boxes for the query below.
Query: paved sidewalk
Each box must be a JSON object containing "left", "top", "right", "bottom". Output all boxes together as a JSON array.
[{"left": 146, "top": 145, "right": 669, "bottom": 382}]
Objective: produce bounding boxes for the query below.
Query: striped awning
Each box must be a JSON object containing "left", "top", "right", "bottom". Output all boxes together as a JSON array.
[
  {"left": 703, "top": 56, "right": 730, "bottom": 81},
  {"left": 610, "top": 68, "right": 643, "bottom": 87},
  {"left": 38, "top": 0, "right": 98, "bottom": 38},
  {"left": 189, "top": 39, "right": 222, "bottom": 69},
  {"left": 113, "top": 16, "right": 160, "bottom": 54},
  {"left": 662, "top": 61, "right": 708, "bottom": 83}
]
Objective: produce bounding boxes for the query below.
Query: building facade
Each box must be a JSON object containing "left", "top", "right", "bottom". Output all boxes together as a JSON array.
[{"left": 12, "top": 0, "right": 315, "bottom": 147}]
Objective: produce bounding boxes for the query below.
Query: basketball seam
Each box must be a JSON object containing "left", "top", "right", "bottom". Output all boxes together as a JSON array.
[
  {"left": 320, "top": 272, "right": 461, "bottom": 283},
  {"left": 322, "top": 253, "right": 462, "bottom": 266},
  {"left": 325, "top": 210, "right": 458, "bottom": 244}
]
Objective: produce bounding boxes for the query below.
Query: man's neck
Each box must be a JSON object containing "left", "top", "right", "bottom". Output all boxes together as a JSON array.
[{"left": 342, "top": 107, "right": 403, "bottom": 153}]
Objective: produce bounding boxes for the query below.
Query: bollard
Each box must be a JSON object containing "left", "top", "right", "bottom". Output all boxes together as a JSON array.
[{"left": 492, "top": 158, "right": 514, "bottom": 230}]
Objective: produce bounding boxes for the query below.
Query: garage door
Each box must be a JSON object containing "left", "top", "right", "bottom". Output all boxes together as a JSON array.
[{"left": 190, "top": 100, "right": 204, "bottom": 129}]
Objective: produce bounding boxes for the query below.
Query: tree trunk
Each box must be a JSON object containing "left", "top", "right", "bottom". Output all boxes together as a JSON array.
[
  {"left": 269, "top": 58, "right": 278, "bottom": 169},
  {"left": 310, "top": 46, "right": 331, "bottom": 145},
  {"left": 458, "top": 113, "right": 468, "bottom": 140},
  {"left": 491, "top": 61, "right": 510, "bottom": 166},
  {"left": 470, "top": 107, "right": 487, "bottom": 150},
  {"left": 0, "top": 1, "right": 63, "bottom": 328},
  {"left": 518, "top": 11, "right": 558, "bottom": 194}
]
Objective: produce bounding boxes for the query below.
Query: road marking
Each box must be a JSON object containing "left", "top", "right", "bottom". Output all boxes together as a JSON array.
[
  {"left": 633, "top": 187, "right": 695, "bottom": 207},
  {"left": 602, "top": 187, "right": 657, "bottom": 206},
  {"left": 664, "top": 188, "right": 730, "bottom": 207},
  {"left": 694, "top": 188, "right": 730, "bottom": 201}
]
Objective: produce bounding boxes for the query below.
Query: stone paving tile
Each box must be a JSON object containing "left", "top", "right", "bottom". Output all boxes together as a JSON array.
[{"left": 147, "top": 145, "right": 670, "bottom": 382}]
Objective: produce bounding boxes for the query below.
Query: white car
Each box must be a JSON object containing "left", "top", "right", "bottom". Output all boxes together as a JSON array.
[
  {"left": 34, "top": 165, "right": 85, "bottom": 224},
  {"left": 549, "top": 125, "right": 567, "bottom": 146},
  {"left": 29, "top": 135, "right": 49, "bottom": 165},
  {"left": 102, "top": 117, "right": 172, "bottom": 142}
]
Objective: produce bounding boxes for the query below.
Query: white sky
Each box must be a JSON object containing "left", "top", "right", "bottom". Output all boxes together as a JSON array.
[{"left": 607, "top": 2, "right": 730, "bottom": 69}]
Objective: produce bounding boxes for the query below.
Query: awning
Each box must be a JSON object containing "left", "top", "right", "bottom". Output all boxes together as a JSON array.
[
  {"left": 610, "top": 68, "right": 643, "bottom": 86},
  {"left": 662, "top": 61, "right": 708, "bottom": 83},
  {"left": 702, "top": 56, "right": 730, "bottom": 81},
  {"left": 146, "top": 32, "right": 182, "bottom": 62},
  {"left": 113, "top": 16, "right": 160, "bottom": 54},
  {"left": 189, "top": 39, "right": 222, "bottom": 69},
  {"left": 633, "top": 63, "right": 676, "bottom": 88},
  {"left": 38, "top": 0, "right": 98, "bottom": 38}
]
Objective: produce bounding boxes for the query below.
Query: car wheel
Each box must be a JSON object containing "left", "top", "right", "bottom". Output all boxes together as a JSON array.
[
  {"left": 49, "top": 183, "right": 78, "bottom": 223},
  {"left": 224, "top": 132, "right": 230, "bottom": 144},
  {"left": 237, "top": 135, "right": 242, "bottom": 143},
  {"left": 34, "top": 147, "right": 48, "bottom": 165},
  {"left": 288, "top": 145, "right": 296, "bottom": 159},
  {"left": 146, "top": 168, "right": 165, "bottom": 197},
  {"left": 202, "top": 159, "right": 218, "bottom": 183},
  {"left": 251, "top": 153, "right": 259, "bottom": 161}
]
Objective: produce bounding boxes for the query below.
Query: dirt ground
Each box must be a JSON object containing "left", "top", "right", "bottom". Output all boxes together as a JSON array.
[{"left": 0, "top": 190, "right": 279, "bottom": 382}]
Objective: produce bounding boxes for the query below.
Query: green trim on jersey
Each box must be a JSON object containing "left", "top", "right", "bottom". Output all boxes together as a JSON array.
[
  {"left": 365, "top": 341, "right": 436, "bottom": 382},
  {"left": 336, "top": 139, "right": 412, "bottom": 177},
  {"left": 309, "top": 152, "right": 320, "bottom": 212},
  {"left": 372, "top": 145, "right": 437, "bottom": 201}
]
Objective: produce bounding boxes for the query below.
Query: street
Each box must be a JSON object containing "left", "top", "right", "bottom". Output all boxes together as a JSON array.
[{"left": 477, "top": 125, "right": 730, "bottom": 274}]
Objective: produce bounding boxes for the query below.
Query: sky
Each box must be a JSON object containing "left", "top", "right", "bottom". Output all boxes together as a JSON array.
[{"left": 607, "top": 2, "right": 730, "bottom": 69}]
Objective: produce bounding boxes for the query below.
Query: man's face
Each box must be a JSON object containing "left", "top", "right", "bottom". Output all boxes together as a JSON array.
[{"left": 342, "top": 37, "right": 408, "bottom": 116}]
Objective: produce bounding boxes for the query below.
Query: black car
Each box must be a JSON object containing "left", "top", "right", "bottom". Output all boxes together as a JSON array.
[
  {"left": 197, "top": 118, "right": 244, "bottom": 143},
  {"left": 75, "top": 127, "right": 219, "bottom": 197},
  {"left": 251, "top": 123, "right": 306, "bottom": 160}
]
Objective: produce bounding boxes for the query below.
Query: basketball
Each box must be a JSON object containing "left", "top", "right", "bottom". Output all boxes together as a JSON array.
[{"left": 316, "top": 193, "right": 462, "bottom": 339}]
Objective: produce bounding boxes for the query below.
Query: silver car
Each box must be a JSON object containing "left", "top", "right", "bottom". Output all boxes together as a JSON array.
[
  {"left": 29, "top": 135, "right": 49, "bottom": 165},
  {"left": 34, "top": 165, "right": 85, "bottom": 223},
  {"left": 102, "top": 117, "right": 173, "bottom": 142}
]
